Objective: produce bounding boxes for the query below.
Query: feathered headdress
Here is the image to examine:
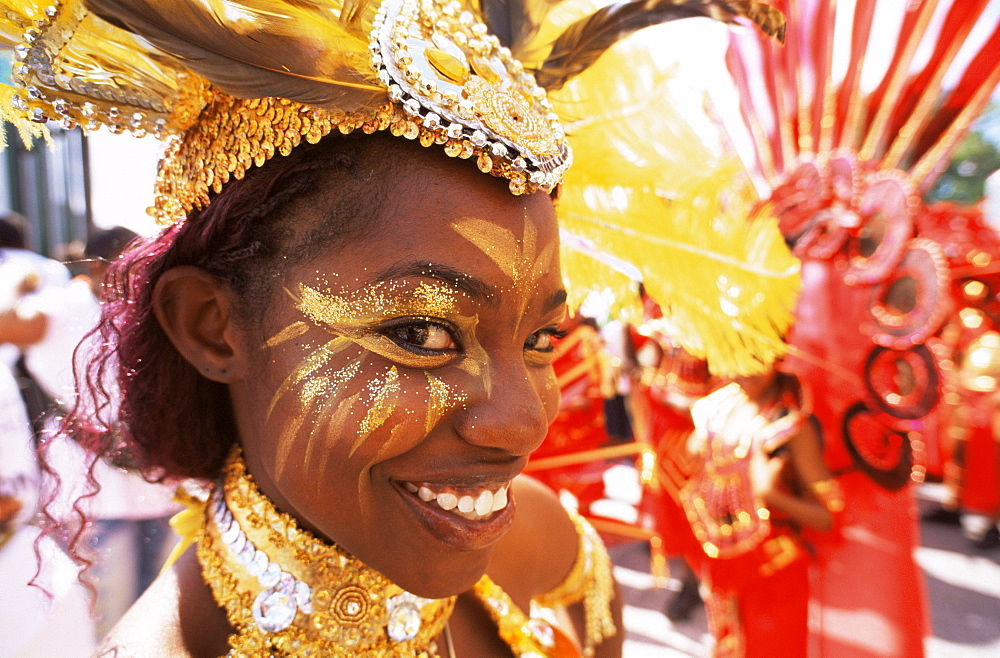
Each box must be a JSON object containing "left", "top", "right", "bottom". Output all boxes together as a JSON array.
[{"left": 0, "top": 0, "right": 790, "bottom": 373}]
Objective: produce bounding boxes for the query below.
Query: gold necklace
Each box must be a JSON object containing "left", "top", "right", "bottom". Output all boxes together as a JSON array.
[{"left": 197, "top": 448, "right": 456, "bottom": 656}]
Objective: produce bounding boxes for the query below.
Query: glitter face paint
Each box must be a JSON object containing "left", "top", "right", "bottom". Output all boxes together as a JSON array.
[
  {"left": 266, "top": 279, "right": 478, "bottom": 479},
  {"left": 451, "top": 216, "right": 559, "bottom": 332}
]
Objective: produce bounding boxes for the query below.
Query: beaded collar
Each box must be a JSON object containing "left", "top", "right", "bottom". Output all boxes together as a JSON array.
[
  {"left": 198, "top": 449, "right": 455, "bottom": 656},
  {"left": 196, "top": 449, "right": 607, "bottom": 656}
]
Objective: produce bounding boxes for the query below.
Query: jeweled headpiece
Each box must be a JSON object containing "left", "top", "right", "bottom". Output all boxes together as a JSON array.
[{"left": 1, "top": 0, "right": 796, "bottom": 375}]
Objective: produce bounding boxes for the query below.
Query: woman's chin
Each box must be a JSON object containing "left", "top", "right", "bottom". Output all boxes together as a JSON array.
[{"left": 386, "top": 549, "right": 494, "bottom": 600}]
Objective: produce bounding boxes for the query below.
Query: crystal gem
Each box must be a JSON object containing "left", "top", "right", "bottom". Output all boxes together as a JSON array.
[
  {"left": 490, "top": 142, "right": 508, "bottom": 158},
  {"left": 470, "top": 130, "right": 487, "bottom": 148},
  {"left": 526, "top": 619, "right": 555, "bottom": 647},
  {"left": 403, "top": 98, "right": 421, "bottom": 116},
  {"left": 386, "top": 594, "right": 423, "bottom": 642},
  {"left": 294, "top": 580, "right": 312, "bottom": 613},
  {"left": 487, "top": 596, "right": 509, "bottom": 616},
  {"left": 248, "top": 549, "right": 269, "bottom": 578},
  {"left": 221, "top": 519, "right": 239, "bottom": 544},
  {"left": 252, "top": 585, "right": 297, "bottom": 633},
  {"left": 259, "top": 562, "right": 282, "bottom": 589},
  {"left": 239, "top": 542, "right": 256, "bottom": 565}
]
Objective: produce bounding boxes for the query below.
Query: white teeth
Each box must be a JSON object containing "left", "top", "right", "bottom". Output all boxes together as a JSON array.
[
  {"left": 474, "top": 490, "right": 493, "bottom": 516},
  {"left": 437, "top": 492, "right": 458, "bottom": 510},
  {"left": 404, "top": 482, "right": 510, "bottom": 520},
  {"left": 492, "top": 487, "right": 507, "bottom": 512},
  {"left": 457, "top": 495, "right": 475, "bottom": 513}
]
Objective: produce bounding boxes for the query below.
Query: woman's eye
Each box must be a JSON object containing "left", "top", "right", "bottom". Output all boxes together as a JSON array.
[
  {"left": 384, "top": 321, "right": 457, "bottom": 352},
  {"left": 526, "top": 328, "right": 566, "bottom": 353}
]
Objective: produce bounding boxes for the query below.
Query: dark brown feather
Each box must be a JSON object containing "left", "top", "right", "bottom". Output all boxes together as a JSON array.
[
  {"left": 480, "top": 0, "right": 565, "bottom": 54},
  {"left": 535, "top": 0, "right": 785, "bottom": 91}
]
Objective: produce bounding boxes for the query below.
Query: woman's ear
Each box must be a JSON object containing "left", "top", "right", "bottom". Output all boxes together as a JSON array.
[{"left": 153, "top": 266, "right": 246, "bottom": 383}]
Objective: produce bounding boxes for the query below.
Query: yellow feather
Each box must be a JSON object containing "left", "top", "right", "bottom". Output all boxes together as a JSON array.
[
  {"left": 84, "top": 0, "right": 383, "bottom": 110},
  {"left": 552, "top": 37, "right": 800, "bottom": 376}
]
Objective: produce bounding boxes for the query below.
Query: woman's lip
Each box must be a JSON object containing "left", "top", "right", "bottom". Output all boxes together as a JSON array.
[{"left": 392, "top": 480, "right": 516, "bottom": 551}]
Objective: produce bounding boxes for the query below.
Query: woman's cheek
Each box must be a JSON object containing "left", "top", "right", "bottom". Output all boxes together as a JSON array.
[
  {"left": 538, "top": 366, "right": 560, "bottom": 426},
  {"left": 350, "top": 369, "right": 469, "bottom": 464}
]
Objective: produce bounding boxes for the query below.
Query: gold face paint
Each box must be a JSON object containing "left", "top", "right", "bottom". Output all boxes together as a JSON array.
[
  {"left": 274, "top": 357, "right": 362, "bottom": 479},
  {"left": 264, "top": 320, "right": 309, "bottom": 348},
  {"left": 424, "top": 372, "right": 467, "bottom": 434},
  {"left": 350, "top": 366, "right": 401, "bottom": 457},
  {"left": 267, "top": 274, "right": 499, "bottom": 480},
  {"left": 451, "top": 216, "right": 560, "bottom": 336},
  {"left": 297, "top": 280, "right": 461, "bottom": 328},
  {"left": 268, "top": 336, "right": 353, "bottom": 417},
  {"left": 451, "top": 218, "right": 522, "bottom": 283},
  {"left": 314, "top": 390, "right": 364, "bottom": 485}
]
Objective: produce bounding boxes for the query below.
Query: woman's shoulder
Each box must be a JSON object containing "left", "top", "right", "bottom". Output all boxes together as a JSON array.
[
  {"left": 96, "top": 548, "right": 230, "bottom": 657},
  {"left": 487, "top": 474, "right": 580, "bottom": 604}
]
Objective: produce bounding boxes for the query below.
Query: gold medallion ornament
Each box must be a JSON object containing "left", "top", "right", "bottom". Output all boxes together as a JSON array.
[{"left": 371, "top": 0, "right": 570, "bottom": 193}]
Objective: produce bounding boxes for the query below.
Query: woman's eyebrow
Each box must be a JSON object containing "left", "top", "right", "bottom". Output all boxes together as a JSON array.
[
  {"left": 374, "top": 261, "right": 499, "bottom": 308},
  {"left": 544, "top": 288, "right": 568, "bottom": 314}
]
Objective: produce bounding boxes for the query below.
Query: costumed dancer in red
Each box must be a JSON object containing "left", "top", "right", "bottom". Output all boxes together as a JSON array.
[
  {"left": 720, "top": 0, "right": 1000, "bottom": 653},
  {"left": 679, "top": 368, "right": 841, "bottom": 657}
]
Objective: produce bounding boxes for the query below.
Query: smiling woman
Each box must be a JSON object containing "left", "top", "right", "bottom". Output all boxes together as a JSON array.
[{"left": 0, "top": 0, "right": 787, "bottom": 655}]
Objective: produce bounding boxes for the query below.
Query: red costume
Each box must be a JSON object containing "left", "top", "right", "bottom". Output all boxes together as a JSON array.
[
  {"left": 918, "top": 203, "right": 1000, "bottom": 520},
  {"left": 702, "top": 0, "right": 999, "bottom": 653}
]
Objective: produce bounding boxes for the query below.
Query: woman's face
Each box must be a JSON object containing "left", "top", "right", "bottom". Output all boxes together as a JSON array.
[{"left": 230, "top": 150, "right": 565, "bottom": 598}]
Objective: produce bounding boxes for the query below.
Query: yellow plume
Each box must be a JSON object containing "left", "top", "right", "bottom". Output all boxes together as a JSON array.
[
  {"left": 552, "top": 36, "right": 800, "bottom": 376},
  {"left": 83, "top": 0, "right": 382, "bottom": 111}
]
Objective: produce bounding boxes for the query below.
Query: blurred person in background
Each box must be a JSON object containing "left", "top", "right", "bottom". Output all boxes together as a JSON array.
[
  {"left": 0, "top": 251, "right": 94, "bottom": 656},
  {"left": 0, "top": 213, "right": 88, "bottom": 428},
  {"left": 680, "top": 367, "right": 840, "bottom": 657}
]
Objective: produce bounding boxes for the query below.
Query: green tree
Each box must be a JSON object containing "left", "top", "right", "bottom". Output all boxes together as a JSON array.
[{"left": 925, "top": 102, "right": 1000, "bottom": 205}]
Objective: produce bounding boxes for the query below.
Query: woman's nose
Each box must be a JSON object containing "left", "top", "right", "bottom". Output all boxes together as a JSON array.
[{"left": 455, "top": 359, "right": 552, "bottom": 456}]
